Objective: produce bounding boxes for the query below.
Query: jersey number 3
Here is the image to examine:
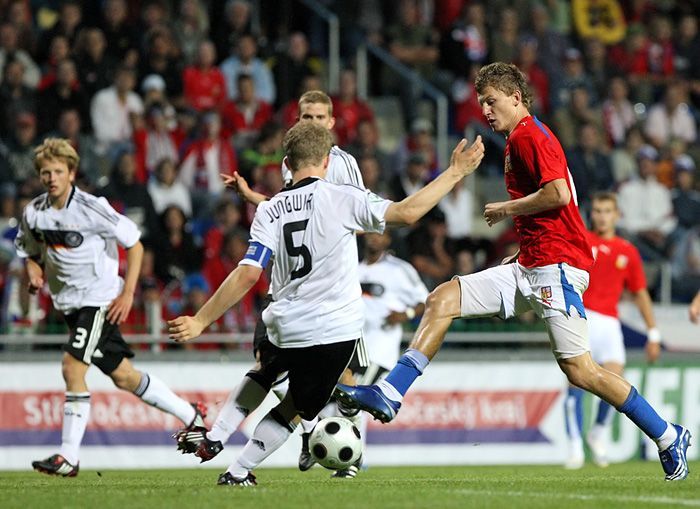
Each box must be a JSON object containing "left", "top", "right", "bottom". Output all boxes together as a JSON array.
[{"left": 283, "top": 220, "right": 312, "bottom": 280}]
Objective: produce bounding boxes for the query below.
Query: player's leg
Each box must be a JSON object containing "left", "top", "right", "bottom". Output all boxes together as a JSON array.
[
  {"left": 548, "top": 309, "right": 690, "bottom": 480},
  {"left": 33, "top": 308, "right": 98, "bottom": 476},
  {"left": 219, "top": 340, "right": 357, "bottom": 486},
  {"left": 336, "top": 265, "right": 518, "bottom": 422}
]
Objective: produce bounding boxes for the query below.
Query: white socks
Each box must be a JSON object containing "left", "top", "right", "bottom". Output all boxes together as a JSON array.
[
  {"left": 228, "top": 411, "right": 294, "bottom": 478},
  {"left": 655, "top": 422, "right": 678, "bottom": 451},
  {"left": 207, "top": 376, "right": 269, "bottom": 443},
  {"left": 59, "top": 392, "right": 90, "bottom": 465},
  {"left": 135, "top": 372, "right": 195, "bottom": 425}
]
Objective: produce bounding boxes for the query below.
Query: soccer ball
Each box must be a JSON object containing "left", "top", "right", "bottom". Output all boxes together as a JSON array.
[{"left": 309, "top": 417, "right": 362, "bottom": 470}]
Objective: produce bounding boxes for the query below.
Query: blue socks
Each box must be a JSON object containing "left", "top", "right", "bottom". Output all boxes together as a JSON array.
[
  {"left": 595, "top": 399, "right": 612, "bottom": 425},
  {"left": 383, "top": 349, "right": 430, "bottom": 397},
  {"left": 618, "top": 386, "right": 667, "bottom": 440},
  {"left": 565, "top": 387, "right": 584, "bottom": 438}
]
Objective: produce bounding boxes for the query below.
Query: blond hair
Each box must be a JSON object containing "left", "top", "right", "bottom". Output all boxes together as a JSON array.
[
  {"left": 298, "top": 90, "right": 333, "bottom": 116},
  {"left": 283, "top": 122, "right": 333, "bottom": 172},
  {"left": 475, "top": 62, "right": 533, "bottom": 110},
  {"left": 34, "top": 138, "right": 80, "bottom": 173}
]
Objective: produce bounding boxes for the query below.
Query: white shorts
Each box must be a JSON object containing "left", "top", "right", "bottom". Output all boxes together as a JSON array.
[
  {"left": 454, "top": 262, "right": 591, "bottom": 359},
  {"left": 586, "top": 309, "right": 626, "bottom": 365}
]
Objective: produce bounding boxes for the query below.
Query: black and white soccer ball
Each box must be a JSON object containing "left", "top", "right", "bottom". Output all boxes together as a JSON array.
[{"left": 309, "top": 417, "right": 362, "bottom": 470}]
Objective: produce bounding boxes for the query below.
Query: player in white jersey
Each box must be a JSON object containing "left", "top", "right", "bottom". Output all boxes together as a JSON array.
[
  {"left": 15, "top": 139, "right": 206, "bottom": 477},
  {"left": 172, "top": 90, "right": 369, "bottom": 478},
  {"left": 167, "top": 122, "right": 485, "bottom": 486}
]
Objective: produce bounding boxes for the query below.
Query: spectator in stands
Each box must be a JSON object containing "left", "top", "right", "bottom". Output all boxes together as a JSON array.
[
  {"left": 220, "top": 33, "right": 275, "bottom": 104},
  {"left": 346, "top": 118, "right": 391, "bottom": 179},
  {"left": 671, "top": 225, "right": 700, "bottom": 303},
  {"left": 270, "top": 31, "right": 322, "bottom": 109},
  {"left": 0, "top": 22, "right": 40, "bottom": 89},
  {"left": 221, "top": 73, "right": 273, "bottom": 150},
  {"left": 674, "top": 14, "right": 700, "bottom": 96},
  {"left": 237, "top": 120, "right": 285, "bottom": 183},
  {"left": 202, "top": 197, "right": 242, "bottom": 261},
  {"left": 6, "top": 0, "right": 36, "bottom": 56},
  {"left": 101, "top": 151, "right": 161, "bottom": 243},
  {"left": 138, "top": 1, "right": 171, "bottom": 37},
  {"left": 173, "top": 0, "right": 209, "bottom": 67},
  {"left": 406, "top": 207, "right": 455, "bottom": 290},
  {"left": 571, "top": 0, "right": 626, "bottom": 46},
  {"left": 331, "top": 69, "right": 374, "bottom": 147},
  {"left": 439, "top": 178, "right": 475, "bottom": 252},
  {"left": 617, "top": 145, "right": 677, "bottom": 261},
  {"left": 646, "top": 16, "right": 676, "bottom": 92},
  {"left": 37, "top": 59, "right": 89, "bottom": 136},
  {"left": 90, "top": 65, "right": 144, "bottom": 163},
  {"left": 0, "top": 58, "right": 36, "bottom": 139},
  {"left": 671, "top": 155, "right": 700, "bottom": 234},
  {"left": 100, "top": 0, "right": 139, "bottom": 66},
  {"left": 148, "top": 157, "right": 192, "bottom": 217},
  {"left": 133, "top": 103, "right": 179, "bottom": 180},
  {"left": 140, "top": 74, "right": 177, "bottom": 126},
  {"left": 358, "top": 155, "right": 388, "bottom": 197},
  {"left": 138, "top": 28, "right": 184, "bottom": 100},
  {"left": 389, "top": 151, "right": 428, "bottom": 202},
  {"left": 608, "top": 23, "right": 652, "bottom": 103},
  {"left": 601, "top": 76, "right": 636, "bottom": 147},
  {"left": 611, "top": 126, "right": 645, "bottom": 185},
  {"left": 153, "top": 204, "right": 203, "bottom": 284},
  {"left": 393, "top": 117, "right": 439, "bottom": 177},
  {"left": 440, "top": 1, "right": 487, "bottom": 77},
  {"left": 553, "top": 86, "right": 603, "bottom": 150},
  {"left": 583, "top": 37, "right": 614, "bottom": 101},
  {"left": 49, "top": 108, "right": 100, "bottom": 188},
  {"left": 489, "top": 7, "right": 520, "bottom": 64},
  {"left": 36, "top": 0, "right": 83, "bottom": 63},
  {"left": 644, "top": 80, "right": 697, "bottom": 149},
  {"left": 178, "top": 111, "right": 237, "bottom": 215},
  {"left": 37, "top": 34, "right": 71, "bottom": 91},
  {"left": 516, "top": 36, "right": 550, "bottom": 117},
  {"left": 212, "top": 0, "right": 254, "bottom": 63},
  {"left": 553, "top": 47, "right": 597, "bottom": 112},
  {"left": 525, "top": 3, "right": 569, "bottom": 83},
  {"left": 74, "top": 28, "right": 116, "bottom": 100},
  {"left": 182, "top": 40, "right": 227, "bottom": 112},
  {"left": 3, "top": 111, "right": 37, "bottom": 185},
  {"left": 568, "top": 123, "right": 614, "bottom": 215}
]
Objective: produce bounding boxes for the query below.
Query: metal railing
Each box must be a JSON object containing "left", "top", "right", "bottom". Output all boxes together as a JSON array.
[
  {"left": 296, "top": 0, "right": 340, "bottom": 93},
  {"left": 355, "top": 42, "right": 449, "bottom": 166}
]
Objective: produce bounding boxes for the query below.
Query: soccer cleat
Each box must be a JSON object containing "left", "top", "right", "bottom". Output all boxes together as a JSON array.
[
  {"left": 217, "top": 471, "right": 257, "bottom": 487},
  {"left": 586, "top": 431, "right": 609, "bottom": 468},
  {"left": 659, "top": 424, "right": 691, "bottom": 481},
  {"left": 172, "top": 427, "right": 223, "bottom": 462},
  {"left": 186, "top": 401, "right": 208, "bottom": 431},
  {"left": 563, "top": 453, "right": 584, "bottom": 470},
  {"left": 32, "top": 454, "right": 79, "bottom": 477},
  {"left": 331, "top": 464, "right": 359, "bottom": 479},
  {"left": 298, "top": 432, "right": 316, "bottom": 471},
  {"left": 334, "top": 384, "right": 400, "bottom": 424}
]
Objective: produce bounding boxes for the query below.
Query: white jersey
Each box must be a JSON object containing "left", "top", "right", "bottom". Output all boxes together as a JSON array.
[
  {"left": 281, "top": 145, "right": 363, "bottom": 188},
  {"left": 241, "top": 177, "right": 391, "bottom": 348},
  {"left": 359, "top": 253, "right": 429, "bottom": 369},
  {"left": 14, "top": 186, "right": 141, "bottom": 313}
]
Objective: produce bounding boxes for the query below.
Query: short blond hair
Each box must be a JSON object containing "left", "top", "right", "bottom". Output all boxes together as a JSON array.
[
  {"left": 475, "top": 62, "right": 533, "bottom": 110},
  {"left": 298, "top": 90, "right": 333, "bottom": 116},
  {"left": 283, "top": 122, "right": 333, "bottom": 172},
  {"left": 34, "top": 138, "right": 80, "bottom": 173}
]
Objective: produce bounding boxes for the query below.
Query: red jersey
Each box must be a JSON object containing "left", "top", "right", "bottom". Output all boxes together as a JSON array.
[
  {"left": 583, "top": 231, "right": 646, "bottom": 318},
  {"left": 505, "top": 116, "right": 593, "bottom": 270}
]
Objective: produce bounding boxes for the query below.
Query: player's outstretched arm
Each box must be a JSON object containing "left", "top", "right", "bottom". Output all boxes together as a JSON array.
[
  {"left": 168, "top": 264, "right": 263, "bottom": 343},
  {"left": 107, "top": 241, "right": 144, "bottom": 324},
  {"left": 633, "top": 288, "right": 661, "bottom": 362},
  {"left": 690, "top": 290, "right": 700, "bottom": 324},
  {"left": 484, "top": 178, "right": 570, "bottom": 226},
  {"left": 384, "top": 136, "right": 484, "bottom": 225},
  {"left": 221, "top": 172, "right": 269, "bottom": 206}
]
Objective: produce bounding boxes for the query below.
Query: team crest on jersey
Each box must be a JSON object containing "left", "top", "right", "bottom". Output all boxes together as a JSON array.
[
  {"left": 504, "top": 153, "right": 512, "bottom": 173},
  {"left": 540, "top": 286, "right": 553, "bottom": 304},
  {"left": 64, "top": 231, "right": 83, "bottom": 248},
  {"left": 615, "top": 254, "right": 628, "bottom": 270}
]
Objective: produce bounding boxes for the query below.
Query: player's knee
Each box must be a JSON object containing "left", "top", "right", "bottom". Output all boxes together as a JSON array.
[
  {"left": 561, "top": 362, "right": 600, "bottom": 391},
  {"left": 425, "top": 284, "right": 455, "bottom": 317}
]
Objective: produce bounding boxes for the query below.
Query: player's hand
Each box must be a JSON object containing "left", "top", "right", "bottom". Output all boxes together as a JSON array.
[
  {"left": 484, "top": 201, "right": 510, "bottom": 226},
  {"left": 28, "top": 275, "right": 43, "bottom": 294},
  {"left": 645, "top": 341, "right": 661, "bottom": 363},
  {"left": 449, "top": 136, "right": 484, "bottom": 178},
  {"left": 107, "top": 291, "right": 134, "bottom": 324},
  {"left": 221, "top": 172, "right": 250, "bottom": 196},
  {"left": 385, "top": 310, "right": 408, "bottom": 325},
  {"left": 689, "top": 291, "right": 700, "bottom": 324},
  {"left": 168, "top": 315, "right": 205, "bottom": 343}
]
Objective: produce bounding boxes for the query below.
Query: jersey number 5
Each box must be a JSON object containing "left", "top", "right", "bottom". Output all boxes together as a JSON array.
[{"left": 283, "top": 220, "right": 312, "bottom": 280}]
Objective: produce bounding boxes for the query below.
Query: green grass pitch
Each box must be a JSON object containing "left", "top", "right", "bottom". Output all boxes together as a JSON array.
[{"left": 2, "top": 462, "right": 698, "bottom": 509}]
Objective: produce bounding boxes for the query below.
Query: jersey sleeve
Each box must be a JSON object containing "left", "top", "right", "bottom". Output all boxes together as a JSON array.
[
  {"left": 239, "top": 202, "right": 276, "bottom": 269},
  {"left": 93, "top": 197, "right": 141, "bottom": 248},
  {"left": 334, "top": 149, "right": 365, "bottom": 189},
  {"left": 513, "top": 131, "right": 568, "bottom": 187},
  {"left": 14, "top": 207, "right": 41, "bottom": 259},
  {"left": 340, "top": 187, "right": 392, "bottom": 233},
  {"left": 398, "top": 261, "right": 429, "bottom": 306},
  {"left": 624, "top": 244, "right": 647, "bottom": 293}
]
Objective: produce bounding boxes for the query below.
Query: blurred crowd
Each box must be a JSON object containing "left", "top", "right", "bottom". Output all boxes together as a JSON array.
[{"left": 1, "top": 0, "right": 700, "bottom": 341}]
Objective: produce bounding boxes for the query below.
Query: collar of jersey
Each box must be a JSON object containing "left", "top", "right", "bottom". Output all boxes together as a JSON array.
[{"left": 279, "top": 177, "right": 319, "bottom": 192}]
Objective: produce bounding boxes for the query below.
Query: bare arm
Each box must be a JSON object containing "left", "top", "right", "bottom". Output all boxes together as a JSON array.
[
  {"left": 168, "top": 264, "right": 262, "bottom": 342},
  {"left": 384, "top": 137, "right": 484, "bottom": 225},
  {"left": 689, "top": 290, "right": 700, "bottom": 324},
  {"left": 633, "top": 288, "right": 661, "bottom": 362},
  {"left": 107, "top": 240, "right": 144, "bottom": 324},
  {"left": 25, "top": 257, "right": 44, "bottom": 294},
  {"left": 484, "top": 178, "right": 571, "bottom": 227},
  {"left": 221, "top": 172, "right": 269, "bottom": 206}
]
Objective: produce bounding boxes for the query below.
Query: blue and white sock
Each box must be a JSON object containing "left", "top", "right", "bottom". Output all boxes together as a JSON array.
[
  {"left": 618, "top": 386, "right": 677, "bottom": 451},
  {"left": 589, "top": 398, "right": 614, "bottom": 440},
  {"left": 378, "top": 349, "right": 430, "bottom": 403},
  {"left": 565, "top": 387, "right": 584, "bottom": 441}
]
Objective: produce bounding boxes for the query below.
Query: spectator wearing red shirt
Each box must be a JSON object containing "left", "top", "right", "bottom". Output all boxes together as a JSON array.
[
  {"left": 331, "top": 69, "right": 374, "bottom": 147},
  {"left": 564, "top": 191, "right": 661, "bottom": 469},
  {"left": 221, "top": 74, "right": 273, "bottom": 150},
  {"left": 182, "top": 40, "right": 227, "bottom": 111}
]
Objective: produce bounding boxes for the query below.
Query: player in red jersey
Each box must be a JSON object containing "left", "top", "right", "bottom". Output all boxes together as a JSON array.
[
  {"left": 336, "top": 62, "right": 691, "bottom": 481},
  {"left": 564, "top": 192, "right": 661, "bottom": 469}
]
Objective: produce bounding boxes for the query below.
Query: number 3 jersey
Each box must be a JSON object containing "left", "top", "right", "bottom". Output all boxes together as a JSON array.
[
  {"left": 240, "top": 177, "right": 392, "bottom": 348},
  {"left": 14, "top": 186, "right": 141, "bottom": 313}
]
